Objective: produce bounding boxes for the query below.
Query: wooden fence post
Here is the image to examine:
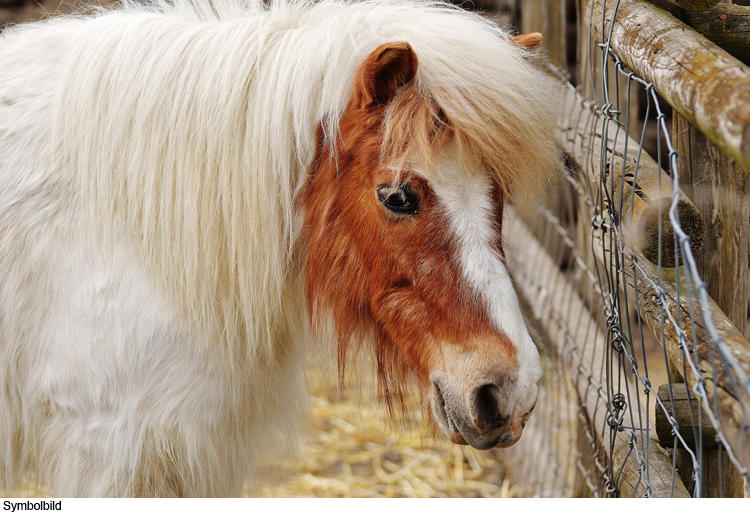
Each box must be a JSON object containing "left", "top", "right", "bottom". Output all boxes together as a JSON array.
[
  {"left": 521, "top": 0, "right": 750, "bottom": 497},
  {"left": 521, "top": 0, "right": 567, "bottom": 68},
  {"left": 671, "top": 1, "right": 750, "bottom": 498},
  {"left": 517, "top": 0, "right": 574, "bottom": 269},
  {"left": 673, "top": 114, "right": 749, "bottom": 337}
]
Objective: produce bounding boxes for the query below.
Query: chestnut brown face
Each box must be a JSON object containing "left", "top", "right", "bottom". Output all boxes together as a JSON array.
[{"left": 303, "top": 41, "right": 542, "bottom": 449}]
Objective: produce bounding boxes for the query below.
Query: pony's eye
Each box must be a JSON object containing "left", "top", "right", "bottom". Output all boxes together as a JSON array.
[{"left": 377, "top": 185, "right": 420, "bottom": 216}]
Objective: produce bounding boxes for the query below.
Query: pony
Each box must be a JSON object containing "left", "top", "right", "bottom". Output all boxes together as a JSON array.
[{"left": 0, "top": 0, "right": 558, "bottom": 496}]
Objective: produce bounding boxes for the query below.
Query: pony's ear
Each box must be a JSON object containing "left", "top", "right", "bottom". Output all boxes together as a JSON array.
[
  {"left": 354, "top": 42, "right": 418, "bottom": 109},
  {"left": 513, "top": 32, "right": 543, "bottom": 50}
]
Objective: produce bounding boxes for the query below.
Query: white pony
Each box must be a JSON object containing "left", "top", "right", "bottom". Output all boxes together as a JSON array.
[{"left": 0, "top": 0, "right": 557, "bottom": 496}]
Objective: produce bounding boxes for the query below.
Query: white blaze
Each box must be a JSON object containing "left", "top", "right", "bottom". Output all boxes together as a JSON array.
[{"left": 419, "top": 144, "right": 543, "bottom": 414}]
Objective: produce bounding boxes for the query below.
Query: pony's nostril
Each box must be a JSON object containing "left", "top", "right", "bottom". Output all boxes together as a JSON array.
[{"left": 471, "top": 384, "right": 509, "bottom": 432}]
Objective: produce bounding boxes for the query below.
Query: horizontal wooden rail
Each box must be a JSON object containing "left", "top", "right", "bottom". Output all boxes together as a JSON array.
[
  {"left": 586, "top": 0, "right": 750, "bottom": 173},
  {"left": 655, "top": 384, "right": 717, "bottom": 450},
  {"left": 505, "top": 207, "right": 690, "bottom": 497},
  {"left": 685, "top": 5, "right": 750, "bottom": 46},
  {"left": 556, "top": 79, "right": 705, "bottom": 267}
]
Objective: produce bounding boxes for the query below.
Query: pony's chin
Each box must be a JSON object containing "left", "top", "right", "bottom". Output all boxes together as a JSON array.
[
  {"left": 448, "top": 431, "right": 468, "bottom": 446},
  {"left": 445, "top": 421, "right": 521, "bottom": 450},
  {"left": 449, "top": 427, "right": 519, "bottom": 450}
]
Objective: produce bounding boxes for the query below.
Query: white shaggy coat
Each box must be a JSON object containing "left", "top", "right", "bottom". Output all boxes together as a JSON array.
[{"left": 0, "top": 0, "right": 556, "bottom": 496}]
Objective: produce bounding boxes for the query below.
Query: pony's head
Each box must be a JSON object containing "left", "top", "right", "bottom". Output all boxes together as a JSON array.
[{"left": 303, "top": 39, "right": 552, "bottom": 450}]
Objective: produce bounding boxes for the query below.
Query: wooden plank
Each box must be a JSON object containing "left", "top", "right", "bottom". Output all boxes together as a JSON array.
[
  {"left": 700, "top": 448, "right": 746, "bottom": 497},
  {"left": 521, "top": 0, "right": 567, "bottom": 68},
  {"left": 685, "top": 5, "right": 750, "bottom": 64},
  {"left": 504, "top": 207, "right": 691, "bottom": 498},
  {"left": 585, "top": 0, "right": 750, "bottom": 173},
  {"left": 670, "top": 14, "right": 749, "bottom": 490},
  {"left": 516, "top": 1, "right": 571, "bottom": 265}
]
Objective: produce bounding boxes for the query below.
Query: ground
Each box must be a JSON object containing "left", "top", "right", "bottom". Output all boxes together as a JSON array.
[{"left": 249, "top": 367, "right": 518, "bottom": 498}]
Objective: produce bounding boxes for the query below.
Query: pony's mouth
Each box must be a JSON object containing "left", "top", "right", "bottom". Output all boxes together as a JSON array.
[
  {"left": 431, "top": 380, "right": 516, "bottom": 450},
  {"left": 433, "top": 381, "right": 469, "bottom": 446}
]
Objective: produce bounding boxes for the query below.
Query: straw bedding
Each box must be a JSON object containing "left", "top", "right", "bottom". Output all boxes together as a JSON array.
[{"left": 249, "top": 367, "right": 518, "bottom": 498}]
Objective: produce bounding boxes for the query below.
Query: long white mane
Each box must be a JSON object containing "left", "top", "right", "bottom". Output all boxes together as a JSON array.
[{"left": 25, "top": 0, "right": 556, "bottom": 357}]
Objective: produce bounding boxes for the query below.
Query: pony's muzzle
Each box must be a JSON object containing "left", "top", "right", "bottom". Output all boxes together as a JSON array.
[{"left": 430, "top": 374, "right": 528, "bottom": 450}]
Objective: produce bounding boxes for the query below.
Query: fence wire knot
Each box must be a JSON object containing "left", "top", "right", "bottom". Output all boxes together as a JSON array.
[
  {"left": 607, "top": 393, "right": 627, "bottom": 431},
  {"left": 591, "top": 214, "right": 609, "bottom": 232}
]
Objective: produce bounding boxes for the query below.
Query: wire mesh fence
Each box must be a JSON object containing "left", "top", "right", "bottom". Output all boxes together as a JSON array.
[{"left": 503, "top": 0, "right": 750, "bottom": 497}]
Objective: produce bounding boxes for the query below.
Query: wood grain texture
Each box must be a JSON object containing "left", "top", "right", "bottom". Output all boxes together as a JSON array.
[
  {"left": 685, "top": 5, "right": 750, "bottom": 64},
  {"left": 655, "top": 383, "right": 718, "bottom": 449},
  {"left": 660, "top": 0, "right": 722, "bottom": 10},
  {"left": 586, "top": 0, "right": 750, "bottom": 173},
  {"left": 674, "top": 112, "right": 749, "bottom": 334},
  {"left": 521, "top": 0, "right": 567, "bottom": 68},
  {"left": 656, "top": 383, "right": 745, "bottom": 496}
]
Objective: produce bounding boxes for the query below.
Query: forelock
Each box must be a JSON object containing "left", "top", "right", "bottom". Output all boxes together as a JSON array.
[{"left": 379, "top": 39, "right": 559, "bottom": 203}]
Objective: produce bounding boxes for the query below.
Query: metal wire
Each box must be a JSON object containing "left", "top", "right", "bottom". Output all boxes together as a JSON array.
[{"left": 503, "top": 0, "right": 750, "bottom": 497}]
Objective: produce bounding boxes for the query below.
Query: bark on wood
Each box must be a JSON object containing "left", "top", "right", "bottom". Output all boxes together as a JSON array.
[
  {"left": 662, "top": 0, "right": 723, "bottom": 9},
  {"left": 585, "top": 0, "right": 750, "bottom": 173},
  {"left": 516, "top": 1, "right": 572, "bottom": 265},
  {"left": 685, "top": 5, "right": 750, "bottom": 64},
  {"left": 556, "top": 80, "right": 705, "bottom": 267},
  {"left": 504, "top": 207, "right": 691, "bottom": 497}
]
